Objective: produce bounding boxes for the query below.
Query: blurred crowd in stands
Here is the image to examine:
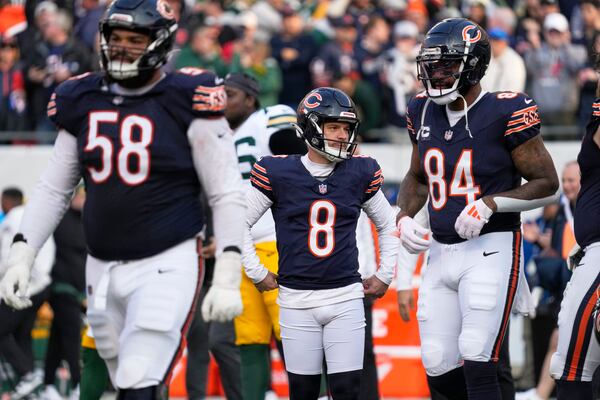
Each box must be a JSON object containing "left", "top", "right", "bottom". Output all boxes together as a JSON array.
[{"left": 0, "top": 0, "right": 599, "bottom": 142}]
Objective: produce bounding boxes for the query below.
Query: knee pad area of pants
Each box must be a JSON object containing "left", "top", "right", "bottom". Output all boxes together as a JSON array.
[
  {"left": 116, "top": 355, "right": 150, "bottom": 389},
  {"left": 420, "top": 341, "right": 445, "bottom": 374},
  {"left": 87, "top": 311, "right": 120, "bottom": 359},
  {"left": 458, "top": 329, "right": 488, "bottom": 361}
]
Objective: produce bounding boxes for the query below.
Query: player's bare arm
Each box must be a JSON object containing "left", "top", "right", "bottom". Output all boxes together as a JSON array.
[
  {"left": 396, "top": 142, "right": 429, "bottom": 222},
  {"left": 482, "top": 135, "right": 559, "bottom": 212},
  {"left": 255, "top": 271, "right": 279, "bottom": 292}
]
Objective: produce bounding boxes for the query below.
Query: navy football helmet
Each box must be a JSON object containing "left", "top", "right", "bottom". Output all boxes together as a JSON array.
[
  {"left": 295, "top": 87, "right": 359, "bottom": 162},
  {"left": 416, "top": 18, "right": 490, "bottom": 104},
  {"left": 99, "top": 0, "right": 177, "bottom": 85}
]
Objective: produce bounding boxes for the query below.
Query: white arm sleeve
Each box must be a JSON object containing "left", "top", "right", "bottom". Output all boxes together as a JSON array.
[
  {"left": 242, "top": 187, "right": 273, "bottom": 283},
  {"left": 188, "top": 118, "right": 246, "bottom": 254},
  {"left": 362, "top": 190, "right": 400, "bottom": 285},
  {"left": 493, "top": 191, "right": 560, "bottom": 213},
  {"left": 395, "top": 206, "right": 429, "bottom": 290},
  {"left": 20, "top": 130, "right": 81, "bottom": 251}
]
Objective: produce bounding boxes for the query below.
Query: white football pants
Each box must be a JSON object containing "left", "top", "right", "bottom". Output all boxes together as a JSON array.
[
  {"left": 417, "top": 231, "right": 525, "bottom": 376},
  {"left": 280, "top": 298, "right": 365, "bottom": 375},
  {"left": 86, "top": 238, "right": 202, "bottom": 389}
]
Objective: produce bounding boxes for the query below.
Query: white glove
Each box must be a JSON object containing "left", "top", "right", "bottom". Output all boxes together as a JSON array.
[
  {"left": 202, "top": 251, "right": 243, "bottom": 322},
  {"left": 454, "top": 199, "right": 493, "bottom": 240},
  {"left": 397, "top": 216, "right": 431, "bottom": 254},
  {"left": 567, "top": 243, "right": 583, "bottom": 271},
  {"left": 0, "top": 241, "right": 36, "bottom": 309}
]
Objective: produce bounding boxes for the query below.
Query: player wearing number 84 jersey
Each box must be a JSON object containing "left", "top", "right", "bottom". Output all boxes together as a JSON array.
[
  {"left": 396, "top": 18, "right": 559, "bottom": 400},
  {"left": 243, "top": 87, "right": 399, "bottom": 400}
]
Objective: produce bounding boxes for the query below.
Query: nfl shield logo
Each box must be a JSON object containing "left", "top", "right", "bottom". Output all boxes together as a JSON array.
[
  {"left": 444, "top": 130, "right": 454, "bottom": 141},
  {"left": 319, "top": 184, "right": 328, "bottom": 194}
]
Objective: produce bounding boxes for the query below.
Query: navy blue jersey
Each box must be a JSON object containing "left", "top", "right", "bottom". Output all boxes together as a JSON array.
[
  {"left": 407, "top": 91, "right": 540, "bottom": 244},
  {"left": 250, "top": 155, "right": 383, "bottom": 290},
  {"left": 47, "top": 69, "right": 226, "bottom": 260},
  {"left": 574, "top": 100, "right": 600, "bottom": 248}
]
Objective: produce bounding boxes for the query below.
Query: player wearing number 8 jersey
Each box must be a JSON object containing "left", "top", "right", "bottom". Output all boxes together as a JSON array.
[
  {"left": 396, "top": 18, "right": 559, "bottom": 400},
  {"left": 0, "top": 0, "right": 246, "bottom": 398},
  {"left": 243, "top": 87, "right": 399, "bottom": 400}
]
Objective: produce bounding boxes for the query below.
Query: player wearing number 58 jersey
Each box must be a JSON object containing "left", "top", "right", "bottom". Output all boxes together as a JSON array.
[
  {"left": 0, "top": 0, "right": 246, "bottom": 398},
  {"left": 396, "top": 18, "right": 559, "bottom": 400},
  {"left": 243, "top": 87, "right": 399, "bottom": 400}
]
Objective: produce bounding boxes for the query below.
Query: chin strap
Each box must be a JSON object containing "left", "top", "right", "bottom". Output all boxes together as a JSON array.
[
  {"left": 457, "top": 93, "right": 473, "bottom": 138},
  {"left": 417, "top": 97, "right": 431, "bottom": 140}
]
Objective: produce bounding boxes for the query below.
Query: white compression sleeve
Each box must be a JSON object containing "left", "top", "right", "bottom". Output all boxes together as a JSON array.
[
  {"left": 242, "top": 187, "right": 273, "bottom": 283},
  {"left": 188, "top": 118, "right": 246, "bottom": 254},
  {"left": 493, "top": 191, "right": 560, "bottom": 213},
  {"left": 20, "top": 130, "right": 81, "bottom": 251},
  {"left": 362, "top": 190, "right": 400, "bottom": 285}
]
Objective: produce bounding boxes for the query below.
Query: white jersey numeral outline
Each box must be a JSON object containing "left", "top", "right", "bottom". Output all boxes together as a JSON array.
[
  {"left": 86, "top": 111, "right": 153, "bottom": 185},
  {"left": 308, "top": 200, "right": 336, "bottom": 258},
  {"left": 424, "top": 148, "right": 480, "bottom": 210}
]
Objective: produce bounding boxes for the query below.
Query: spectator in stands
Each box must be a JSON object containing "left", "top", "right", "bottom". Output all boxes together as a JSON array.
[
  {"left": 355, "top": 15, "right": 391, "bottom": 95},
  {"left": 517, "top": 161, "right": 580, "bottom": 400},
  {"left": 0, "top": 34, "right": 26, "bottom": 134},
  {"left": 465, "top": 0, "right": 489, "bottom": 29},
  {"left": 250, "top": 0, "right": 285, "bottom": 38},
  {"left": 311, "top": 14, "right": 359, "bottom": 88},
  {"left": 73, "top": 0, "right": 105, "bottom": 52},
  {"left": 175, "top": 25, "right": 229, "bottom": 77},
  {"left": 230, "top": 37, "right": 282, "bottom": 107},
  {"left": 331, "top": 73, "right": 381, "bottom": 139},
  {"left": 524, "top": 13, "right": 587, "bottom": 125},
  {"left": 270, "top": 5, "right": 319, "bottom": 108},
  {"left": 481, "top": 27, "right": 527, "bottom": 92},
  {"left": 24, "top": 9, "right": 94, "bottom": 137},
  {"left": 40, "top": 186, "right": 86, "bottom": 400},
  {"left": 382, "top": 20, "right": 420, "bottom": 128},
  {"left": 0, "top": 187, "right": 55, "bottom": 400}
]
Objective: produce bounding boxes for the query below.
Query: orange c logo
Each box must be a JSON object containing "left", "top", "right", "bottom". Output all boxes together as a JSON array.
[
  {"left": 304, "top": 92, "right": 322, "bottom": 109},
  {"left": 462, "top": 25, "right": 481, "bottom": 44}
]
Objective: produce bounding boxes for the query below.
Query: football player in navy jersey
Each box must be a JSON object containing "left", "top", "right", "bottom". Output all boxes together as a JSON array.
[
  {"left": 0, "top": 0, "right": 246, "bottom": 398},
  {"left": 549, "top": 57, "right": 600, "bottom": 399},
  {"left": 396, "top": 18, "right": 559, "bottom": 400},
  {"left": 242, "top": 87, "right": 399, "bottom": 400}
]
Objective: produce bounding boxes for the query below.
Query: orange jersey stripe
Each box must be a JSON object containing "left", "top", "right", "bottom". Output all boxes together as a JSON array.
[{"left": 566, "top": 291, "right": 599, "bottom": 380}]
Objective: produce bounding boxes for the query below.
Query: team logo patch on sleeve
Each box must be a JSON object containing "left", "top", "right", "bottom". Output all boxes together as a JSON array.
[
  {"left": 505, "top": 105, "right": 540, "bottom": 136},
  {"left": 193, "top": 85, "right": 226, "bottom": 112}
]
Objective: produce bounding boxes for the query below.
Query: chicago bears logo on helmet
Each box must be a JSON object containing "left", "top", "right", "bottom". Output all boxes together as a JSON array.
[
  {"left": 304, "top": 92, "right": 322, "bottom": 109},
  {"left": 462, "top": 25, "right": 482, "bottom": 43}
]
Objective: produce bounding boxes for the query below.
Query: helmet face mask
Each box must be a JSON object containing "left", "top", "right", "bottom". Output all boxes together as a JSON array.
[
  {"left": 296, "top": 87, "right": 360, "bottom": 162},
  {"left": 416, "top": 18, "right": 490, "bottom": 105},
  {"left": 99, "top": 0, "right": 177, "bottom": 86}
]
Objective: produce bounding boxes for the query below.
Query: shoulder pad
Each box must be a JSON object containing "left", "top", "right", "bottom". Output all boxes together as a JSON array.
[
  {"left": 265, "top": 104, "right": 297, "bottom": 131},
  {"left": 48, "top": 72, "right": 102, "bottom": 133},
  {"left": 173, "top": 68, "right": 226, "bottom": 117}
]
